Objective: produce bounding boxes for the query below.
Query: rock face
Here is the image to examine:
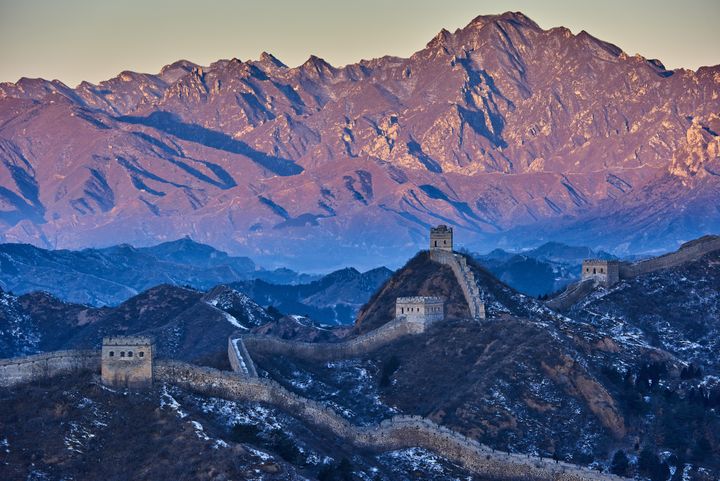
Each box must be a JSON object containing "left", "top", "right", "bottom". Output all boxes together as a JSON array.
[{"left": 1, "top": 11, "right": 719, "bottom": 269}]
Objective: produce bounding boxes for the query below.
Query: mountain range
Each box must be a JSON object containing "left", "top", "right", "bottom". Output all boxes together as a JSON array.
[
  {"left": 0, "top": 237, "right": 318, "bottom": 306},
  {"left": 1, "top": 11, "right": 718, "bottom": 270}
]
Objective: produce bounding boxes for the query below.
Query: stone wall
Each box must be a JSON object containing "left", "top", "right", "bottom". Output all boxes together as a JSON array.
[
  {"left": 430, "top": 225, "right": 453, "bottom": 251},
  {"left": 550, "top": 236, "right": 720, "bottom": 312},
  {"left": 227, "top": 337, "right": 258, "bottom": 377},
  {"left": 395, "top": 296, "right": 444, "bottom": 324},
  {"left": 546, "top": 278, "right": 597, "bottom": 312},
  {"left": 155, "top": 361, "right": 624, "bottom": 481},
  {"left": 581, "top": 260, "right": 619, "bottom": 286},
  {"left": 430, "top": 250, "right": 486, "bottom": 319},
  {"left": 619, "top": 235, "right": 720, "bottom": 278},
  {"left": 0, "top": 350, "right": 100, "bottom": 387},
  {"left": 235, "top": 317, "right": 426, "bottom": 363}
]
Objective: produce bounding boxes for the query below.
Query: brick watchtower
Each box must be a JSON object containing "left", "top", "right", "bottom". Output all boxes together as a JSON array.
[
  {"left": 101, "top": 336, "right": 155, "bottom": 388},
  {"left": 430, "top": 225, "right": 453, "bottom": 252}
]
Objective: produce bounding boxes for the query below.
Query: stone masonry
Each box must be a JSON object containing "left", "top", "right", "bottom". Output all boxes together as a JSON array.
[
  {"left": 0, "top": 350, "right": 99, "bottom": 387},
  {"left": 101, "top": 336, "right": 155, "bottom": 388}
]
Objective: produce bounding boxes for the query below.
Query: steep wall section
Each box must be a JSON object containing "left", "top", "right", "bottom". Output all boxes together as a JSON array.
[
  {"left": 619, "top": 235, "right": 720, "bottom": 278},
  {"left": 430, "top": 250, "right": 486, "bottom": 319},
  {"left": 546, "top": 279, "right": 597, "bottom": 312},
  {"left": 227, "top": 337, "right": 258, "bottom": 377},
  {"left": 0, "top": 350, "right": 100, "bottom": 387},
  {"left": 155, "top": 361, "right": 622, "bottom": 481}
]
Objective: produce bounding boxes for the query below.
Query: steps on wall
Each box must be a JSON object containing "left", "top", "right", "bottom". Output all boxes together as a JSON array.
[{"left": 430, "top": 250, "right": 486, "bottom": 320}]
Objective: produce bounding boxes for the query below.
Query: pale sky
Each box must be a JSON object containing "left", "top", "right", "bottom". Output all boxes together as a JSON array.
[{"left": 0, "top": 0, "right": 718, "bottom": 87}]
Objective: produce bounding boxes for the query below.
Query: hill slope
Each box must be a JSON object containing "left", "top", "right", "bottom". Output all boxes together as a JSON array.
[{"left": 0, "top": 284, "right": 273, "bottom": 363}]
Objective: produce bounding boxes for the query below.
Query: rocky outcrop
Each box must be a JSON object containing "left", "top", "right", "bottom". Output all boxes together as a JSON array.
[{"left": 541, "top": 356, "right": 626, "bottom": 439}]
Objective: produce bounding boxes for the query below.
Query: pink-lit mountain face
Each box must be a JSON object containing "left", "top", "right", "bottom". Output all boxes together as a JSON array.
[{"left": 1, "top": 12, "right": 718, "bottom": 269}]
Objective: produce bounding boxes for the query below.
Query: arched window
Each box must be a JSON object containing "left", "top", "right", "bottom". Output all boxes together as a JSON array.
[
  {"left": 120, "top": 351, "right": 125, "bottom": 357},
  {"left": 139, "top": 351, "right": 144, "bottom": 358},
  {"left": 593, "top": 268, "right": 596, "bottom": 274},
  {"left": 128, "top": 351, "right": 133, "bottom": 357},
  {"left": 109, "top": 351, "right": 114, "bottom": 357},
  {"left": 600, "top": 268, "right": 604, "bottom": 273}
]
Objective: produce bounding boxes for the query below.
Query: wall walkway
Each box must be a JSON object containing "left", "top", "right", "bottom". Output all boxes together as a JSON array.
[
  {"left": 430, "top": 250, "right": 486, "bottom": 319},
  {"left": 228, "top": 317, "right": 427, "bottom": 376}
]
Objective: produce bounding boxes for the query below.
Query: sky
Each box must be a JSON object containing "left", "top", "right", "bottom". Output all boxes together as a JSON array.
[{"left": 0, "top": 0, "right": 718, "bottom": 87}]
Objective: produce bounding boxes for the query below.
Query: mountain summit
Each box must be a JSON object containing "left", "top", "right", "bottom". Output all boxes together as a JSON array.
[{"left": 0, "top": 12, "right": 718, "bottom": 268}]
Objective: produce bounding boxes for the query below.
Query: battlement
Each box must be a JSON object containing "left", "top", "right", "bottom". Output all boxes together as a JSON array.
[
  {"left": 101, "top": 335, "right": 155, "bottom": 388},
  {"left": 396, "top": 296, "right": 444, "bottom": 304},
  {"left": 102, "top": 335, "right": 155, "bottom": 346}
]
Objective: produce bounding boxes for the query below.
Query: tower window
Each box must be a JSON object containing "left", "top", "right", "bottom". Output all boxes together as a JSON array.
[
  {"left": 120, "top": 352, "right": 125, "bottom": 357},
  {"left": 109, "top": 351, "right": 114, "bottom": 357},
  {"left": 128, "top": 351, "right": 133, "bottom": 357},
  {"left": 139, "top": 351, "right": 144, "bottom": 357}
]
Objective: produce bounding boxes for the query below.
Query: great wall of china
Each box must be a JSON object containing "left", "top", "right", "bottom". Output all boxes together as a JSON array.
[
  {"left": 548, "top": 235, "right": 720, "bottom": 311},
  {"left": 13, "top": 229, "right": 717, "bottom": 479},
  {"left": 156, "top": 361, "right": 623, "bottom": 481},
  {"left": 0, "top": 350, "right": 623, "bottom": 481},
  {"left": 228, "top": 316, "right": 429, "bottom": 378},
  {"left": 429, "top": 249, "right": 486, "bottom": 320},
  {"left": 0, "top": 350, "right": 100, "bottom": 387}
]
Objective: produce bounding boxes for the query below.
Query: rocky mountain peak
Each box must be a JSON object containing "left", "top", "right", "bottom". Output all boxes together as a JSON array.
[
  {"left": 299, "top": 55, "right": 336, "bottom": 78},
  {"left": 257, "top": 51, "right": 287, "bottom": 69},
  {"left": 466, "top": 11, "right": 540, "bottom": 30}
]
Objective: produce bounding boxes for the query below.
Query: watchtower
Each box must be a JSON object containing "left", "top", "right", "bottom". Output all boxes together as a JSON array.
[
  {"left": 430, "top": 225, "right": 453, "bottom": 252},
  {"left": 395, "top": 296, "right": 445, "bottom": 324},
  {"left": 101, "top": 336, "right": 155, "bottom": 388},
  {"left": 581, "top": 259, "right": 620, "bottom": 287}
]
